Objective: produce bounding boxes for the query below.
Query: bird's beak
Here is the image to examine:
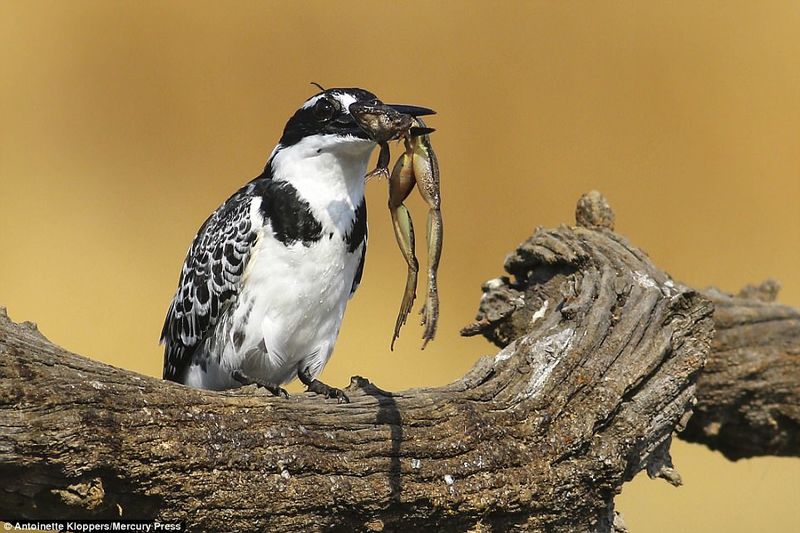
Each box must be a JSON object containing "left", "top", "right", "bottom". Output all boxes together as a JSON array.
[
  {"left": 349, "top": 102, "right": 436, "bottom": 119},
  {"left": 386, "top": 104, "right": 436, "bottom": 117}
]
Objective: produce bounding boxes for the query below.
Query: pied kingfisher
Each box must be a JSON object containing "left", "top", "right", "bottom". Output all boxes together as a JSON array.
[{"left": 160, "top": 87, "right": 433, "bottom": 402}]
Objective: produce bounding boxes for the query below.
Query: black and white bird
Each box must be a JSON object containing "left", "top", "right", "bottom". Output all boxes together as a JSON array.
[{"left": 160, "top": 87, "right": 433, "bottom": 402}]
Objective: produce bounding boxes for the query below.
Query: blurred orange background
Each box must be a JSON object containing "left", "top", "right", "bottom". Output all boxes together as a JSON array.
[{"left": 1, "top": 2, "right": 799, "bottom": 531}]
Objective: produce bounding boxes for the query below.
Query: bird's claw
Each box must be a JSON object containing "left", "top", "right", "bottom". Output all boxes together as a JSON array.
[
  {"left": 298, "top": 368, "right": 350, "bottom": 403},
  {"left": 327, "top": 387, "right": 350, "bottom": 404},
  {"left": 270, "top": 386, "right": 290, "bottom": 399},
  {"left": 305, "top": 381, "right": 350, "bottom": 403},
  {"left": 231, "top": 369, "right": 289, "bottom": 399}
]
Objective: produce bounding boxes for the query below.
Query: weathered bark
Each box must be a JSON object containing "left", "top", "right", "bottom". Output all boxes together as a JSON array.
[
  {"left": 464, "top": 193, "right": 800, "bottom": 463},
  {"left": 1, "top": 190, "right": 740, "bottom": 532},
  {"left": 681, "top": 282, "right": 800, "bottom": 459}
]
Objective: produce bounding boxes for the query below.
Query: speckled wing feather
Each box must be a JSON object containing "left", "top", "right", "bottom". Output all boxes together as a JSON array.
[{"left": 160, "top": 185, "right": 259, "bottom": 381}]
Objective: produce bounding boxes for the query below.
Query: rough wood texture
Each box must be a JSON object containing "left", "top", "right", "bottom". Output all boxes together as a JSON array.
[
  {"left": 682, "top": 282, "right": 800, "bottom": 459},
  {"left": 464, "top": 193, "right": 800, "bottom": 463},
  {"left": 1, "top": 192, "right": 716, "bottom": 532}
]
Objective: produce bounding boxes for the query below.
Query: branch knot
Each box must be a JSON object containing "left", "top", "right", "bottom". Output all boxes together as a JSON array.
[{"left": 575, "top": 190, "right": 615, "bottom": 230}]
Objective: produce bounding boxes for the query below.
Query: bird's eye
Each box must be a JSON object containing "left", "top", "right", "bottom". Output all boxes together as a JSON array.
[{"left": 313, "top": 99, "right": 335, "bottom": 121}]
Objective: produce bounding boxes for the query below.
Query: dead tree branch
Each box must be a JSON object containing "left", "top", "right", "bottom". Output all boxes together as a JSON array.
[
  {"left": 464, "top": 192, "right": 800, "bottom": 464},
  {"left": 2, "top": 191, "right": 746, "bottom": 532},
  {"left": 681, "top": 282, "right": 800, "bottom": 459}
]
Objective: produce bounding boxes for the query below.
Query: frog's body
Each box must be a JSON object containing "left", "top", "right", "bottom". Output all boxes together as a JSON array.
[
  {"left": 350, "top": 105, "right": 415, "bottom": 180},
  {"left": 386, "top": 118, "right": 442, "bottom": 348}
]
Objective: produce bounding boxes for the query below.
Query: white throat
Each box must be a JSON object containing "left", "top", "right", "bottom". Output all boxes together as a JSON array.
[{"left": 269, "top": 135, "right": 375, "bottom": 232}]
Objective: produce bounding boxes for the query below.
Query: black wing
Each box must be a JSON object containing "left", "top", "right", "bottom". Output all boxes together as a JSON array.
[
  {"left": 347, "top": 196, "right": 367, "bottom": 297},
  {"left": 160, "top": 184, "right": 260, "bottom": 381}
]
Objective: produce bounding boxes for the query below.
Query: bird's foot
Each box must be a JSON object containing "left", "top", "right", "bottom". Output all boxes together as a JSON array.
[
  {"left": 231, "top": 369, "right": 289, "bottom": 398},
  {"left": 298, "top": 369, "right": 350, "bottom": 403},
  {"left": 265, "top": 384, "right": 290, "bottom": 399},
  {"left": 306, "top": 380, "right": 350, "bottom": 403}
]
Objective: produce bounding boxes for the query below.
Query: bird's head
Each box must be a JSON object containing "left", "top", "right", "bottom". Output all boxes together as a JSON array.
[{"left": 278, "top": 87, "right": 434, "bottom": 151}]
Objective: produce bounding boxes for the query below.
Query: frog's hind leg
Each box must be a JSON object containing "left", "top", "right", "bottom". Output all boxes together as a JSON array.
[{"left": 388, "top": 143, "right": 419, "bottom": 349}]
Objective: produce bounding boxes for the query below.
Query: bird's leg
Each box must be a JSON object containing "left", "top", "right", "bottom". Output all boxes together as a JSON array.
[
  {"left": 231, "top": 368, "right": 289, "bottom": 398},
  {"left": 388, "top": 136, "right": 419, "bottom": 350},
  {"left": 297, "top": 368, "right": 350, "bottom": 404},
  {"left": 365, "top": 141, "right": 391, "bottom": 181}
]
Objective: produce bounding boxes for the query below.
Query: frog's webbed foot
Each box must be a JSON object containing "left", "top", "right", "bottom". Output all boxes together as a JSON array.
[
  {"left": 298, "top": 368, "right": 350, "bottom": 404},
  {"left": 365, "top": 166, "right": 390, "bottom": 181},
  {"left": 231, "top": 369, "right": 289, "bottom": 398},
  {"left": 393, "top": 268, "right": 417, "bottom": 348},
  {"left": 420, "top": 295, "right": 439, "bottom": 348}
]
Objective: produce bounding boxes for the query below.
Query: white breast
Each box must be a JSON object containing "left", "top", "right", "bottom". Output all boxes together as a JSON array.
[
  {"left": 182, "top": 134, "right": 375, "bottom": 390},
  {"left": 238, "top": 224, "right": 364, "bottom": 384}
]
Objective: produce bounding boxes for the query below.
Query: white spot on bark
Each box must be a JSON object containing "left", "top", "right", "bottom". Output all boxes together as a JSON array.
[
  {"left": 281, "top": 469, "right": 291, "bottom": 479},
  {"left": 633, "top": 271, "right": 658, "bottom": 290},
  {"left": 530, "top": 300, "right": 549, "bottom": 325},
  {"left": 411, "top": 458, "right": 421, "bottom": 469},
  {"left": 520, "top": 328, "right": 575, "bottom": 399},
  {"left": 484, "top": 277, "right": 505, "bottom": 290},
  {"left": 89, "top": 380, "right": 105, "bottom": 390},
  {"left": 443, "top": 474, "right": 454, "bottom": 485},
  {"left": 662, "top": 278, "right": 680, "bottom": 297},
  {"left": 494, "top": 340, "right": 518, "bottom": 363}
]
